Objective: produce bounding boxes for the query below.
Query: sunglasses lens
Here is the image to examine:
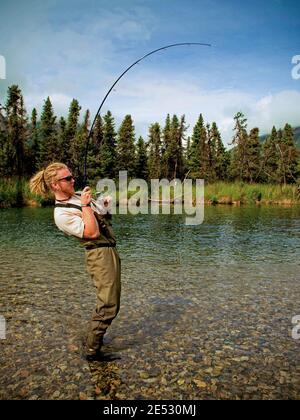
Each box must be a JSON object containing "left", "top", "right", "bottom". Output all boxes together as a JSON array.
[{"left": 58, "top": 175, "right": 74, "bottom": 181}]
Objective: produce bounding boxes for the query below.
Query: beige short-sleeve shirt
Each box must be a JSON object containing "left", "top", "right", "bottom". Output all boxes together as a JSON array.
[{"left": 54, "top": 194, "right": 107, "bottom": 239}]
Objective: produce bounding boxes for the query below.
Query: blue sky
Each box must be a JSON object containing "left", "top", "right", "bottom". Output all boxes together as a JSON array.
[{"left": 0, "top": 0, "right": 299, "bottom": 145}]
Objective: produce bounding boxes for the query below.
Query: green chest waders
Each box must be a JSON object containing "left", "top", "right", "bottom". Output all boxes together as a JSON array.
[{"left": 55, "top": 203, "right": 121, "bottom": 354}]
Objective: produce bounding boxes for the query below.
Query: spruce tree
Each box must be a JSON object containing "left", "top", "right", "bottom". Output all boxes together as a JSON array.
[
  {"left": 165, "top": 114, "right": 186, "bottom": 180},
  {"left": 161, "top": 114, "right": 171, "bottom": 178},
  {"left": 116, "top": 114, "right": 136, "bottom": 178},
  {"left": 211, "top": 122, "right": 228, "bottom": 181},
  {"left": 57, "top": 116, "right": 67, "bottom": 163},
  {"left": 184, "top": 136, "right": 192, "bottom": 176},
  {"left": 135, "top": 136, "right": 148, "bottom": 180},
  {"left": 189, "top": 114, "right": 206, "bottom": 179},
  {"left": 262, "top": 126, "right": 279, "bottom": 183},
  {"left": 276, "top": 129, "right": 285, "bottom": 184},
  {"left": 284, "top": 123, "right": 299, "bottom": 183},
  {"left": 148, "top": 123, "right": 162, "bottom": 179},
  {"left": 22, "top": 108, "right": 39, "bottom": 177},
  {"left": 39, "top": 97, "right": 58, "bottom": 167},
  {"left": 277, "top": 123, "right": 299, "bottom": 184},
  {"left": 230, "top": 112, "right": 249, "bottom": 181},
  {"left": 100, "top": 111, "right": 117, "bottom": 179},
  {"left": 205, "top": 123, "right": 215, "bottom": 182},
  {"left": 5, "top": 85, "right": 28, "bottom": 178},
  {"left": 177, "top": 115, "right": 187, "bottom": 179},
  {"left": 0, "top": 102, "right": 5, "bottom": 131},
  {"left": 0, "top": 102, "right": 7, "bottom": 177},
  {"left": 246, "top": 127, "right": 261, "bottom": 183},
  {"left": 88, "top": 115, "right": 103, "bottom": 180},
  {"left": 198, "top": 119, "right": 209, "bottom": 180},
  {"left": 71, "top": 109, "right": 90, "bottom": 184},
  {"left": 63, "top": 99, "right": 81, "bottom": 167},
  {"left": 28, "top": 108, "right": 40, "bottom": 174}
]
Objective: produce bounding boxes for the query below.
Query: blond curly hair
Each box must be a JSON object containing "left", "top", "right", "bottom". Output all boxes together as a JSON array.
[{"left": 29, "top": 162, "right": 68, "bottom": 198}]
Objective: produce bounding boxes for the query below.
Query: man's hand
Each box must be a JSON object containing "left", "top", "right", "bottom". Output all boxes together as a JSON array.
[
  {"left": 81, "top": 186, "right": 92, "bottom": 206},
  {"left": 103, "top": 195, "right": 112, "bottom": 208}
]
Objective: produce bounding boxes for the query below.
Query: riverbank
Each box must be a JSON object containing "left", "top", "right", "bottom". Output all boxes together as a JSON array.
[
  {"left": 204, "top": 182, "right": 300, "bottom": 205},
  {"left": 0, "top": 179, "right": 299, "bottom": 208}
]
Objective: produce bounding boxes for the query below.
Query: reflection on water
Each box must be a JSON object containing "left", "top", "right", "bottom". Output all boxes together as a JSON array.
[{"left": 0, "top": 205, "right": 300, "bottom": 399}]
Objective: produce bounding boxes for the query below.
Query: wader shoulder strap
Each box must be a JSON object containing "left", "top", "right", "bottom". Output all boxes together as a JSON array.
[{"left": 55, "top": 203, "right": 82, "bottom": 211}]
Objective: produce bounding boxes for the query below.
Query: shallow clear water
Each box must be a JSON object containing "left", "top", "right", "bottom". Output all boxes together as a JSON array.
[{"left": 0, "top": 205, "right": 299, "bottom": 399}]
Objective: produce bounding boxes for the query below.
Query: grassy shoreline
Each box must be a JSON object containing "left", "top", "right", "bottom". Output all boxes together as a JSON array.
[
  {"left": 203, "top": 182, "right": 300, "bottom": 205},
  {"left": 0, "top": 179, "right": 299, "bottom": 208}
]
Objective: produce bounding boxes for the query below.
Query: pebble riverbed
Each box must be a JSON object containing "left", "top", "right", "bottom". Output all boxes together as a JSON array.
[{"left": 0, "top": 206, "right": 299, "bottom": 399}]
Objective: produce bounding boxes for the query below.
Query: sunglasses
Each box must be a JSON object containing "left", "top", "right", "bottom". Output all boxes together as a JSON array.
[{"left": 57, "top": 175, "right": 74, "bottom": 182}]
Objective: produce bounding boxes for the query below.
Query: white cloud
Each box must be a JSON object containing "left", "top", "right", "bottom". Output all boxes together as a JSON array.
[
  {"left": 248, "top": 90, "right": 300, "bottom": 134},
  {"left": 101, "top": 74, "right": 300, "bottom": 145},
  {"left": 26, "top": 92, "right": 74, "bottom": 117}
]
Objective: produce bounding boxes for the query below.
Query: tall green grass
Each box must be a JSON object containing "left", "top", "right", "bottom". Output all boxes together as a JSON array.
[
  {"left": 0, "top": 178, "right": 52, "bottom": 208},
  {"left": 0, "top": 178, "right": 23, "bottom": 207},
  {"left": 204, "top": 182, "right": 300, "bottom": 204}
]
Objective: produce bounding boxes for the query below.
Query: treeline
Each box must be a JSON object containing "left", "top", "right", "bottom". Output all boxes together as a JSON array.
[{"left": 0, "top": 85, "right": 299, "bottom": 186}]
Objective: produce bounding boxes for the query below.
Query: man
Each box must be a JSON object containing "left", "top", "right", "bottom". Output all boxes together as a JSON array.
[{"left": 30, "top": 162, "right": 121, "bottom": 361}]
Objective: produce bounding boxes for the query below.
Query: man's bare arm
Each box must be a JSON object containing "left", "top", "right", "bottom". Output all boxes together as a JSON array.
[{"left": 81, "top": 187, "right": 100, "bottom": 239}]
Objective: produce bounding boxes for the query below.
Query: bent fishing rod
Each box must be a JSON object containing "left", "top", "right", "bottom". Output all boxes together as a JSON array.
[{"left": 82, "top": 42, "right": 211, "bottom": 187}]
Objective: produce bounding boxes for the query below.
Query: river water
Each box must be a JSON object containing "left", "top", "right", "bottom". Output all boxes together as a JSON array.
[{"left": 0, "top": 205, "right": 299, "bottom": 399}]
